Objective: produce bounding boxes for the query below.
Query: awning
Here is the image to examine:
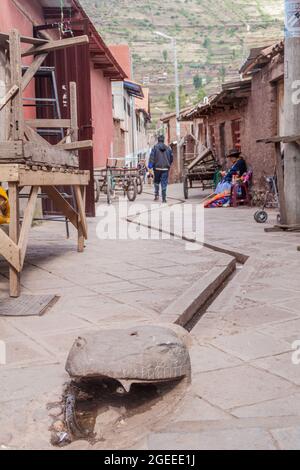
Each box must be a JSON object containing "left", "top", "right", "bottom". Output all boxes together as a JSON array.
[{"left": 124, "top": 80, "right": 144, "bottom": 99}]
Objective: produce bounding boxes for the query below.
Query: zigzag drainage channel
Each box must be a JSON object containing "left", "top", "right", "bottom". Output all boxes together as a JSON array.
[{"left": 49, "top": 195, "right": 247, "bottom": 448}]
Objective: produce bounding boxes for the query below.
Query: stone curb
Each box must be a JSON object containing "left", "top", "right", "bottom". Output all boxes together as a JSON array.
[{"left": 161, "top": 258, "right": 236, "bottom": 327}]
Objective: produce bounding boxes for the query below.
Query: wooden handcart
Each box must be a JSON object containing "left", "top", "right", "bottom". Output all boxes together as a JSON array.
[
  {"left": 183, "top": 146, "right": 220, "bottom": 199},
  {"left": 94, "top": 159, "right": 143, "bottom": 204},
  {"left": 0, "top": 30, "right": 92, "bottom": 297}
]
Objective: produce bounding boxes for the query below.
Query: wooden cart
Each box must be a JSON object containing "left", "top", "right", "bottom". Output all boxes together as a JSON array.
[
  {"left": 0, "top": 30, "right": 91, "bottom": 297},
  {"left": 183, "top": 146, "right": 220, "bottom": 199},
  {"left": 94, "top": 159, "right": 143, "bottom": 204}
]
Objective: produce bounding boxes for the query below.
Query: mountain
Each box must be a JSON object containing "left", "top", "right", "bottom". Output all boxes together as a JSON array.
[{"left": 81, "top": 0, "right": 284, "bottom": 120}]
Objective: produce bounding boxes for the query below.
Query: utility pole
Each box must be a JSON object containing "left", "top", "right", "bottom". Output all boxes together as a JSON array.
[
  {"left": 173, "top": 37, "right": 182, "bottom": 179},
  {"left": 284, "top": 0, "right": 300, "bottom": 224},
  {"left": 154, "top": 31, "right": 181, "bottom": 178}
]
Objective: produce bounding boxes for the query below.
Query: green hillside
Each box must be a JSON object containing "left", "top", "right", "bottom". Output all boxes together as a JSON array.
[{"left": 81, "top": 0, "right": 284, "bottom": 119}]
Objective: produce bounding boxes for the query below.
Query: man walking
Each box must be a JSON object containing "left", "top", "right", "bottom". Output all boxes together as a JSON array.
[{"left": 148, "top": 135, "right": 173, "bottom": 203}]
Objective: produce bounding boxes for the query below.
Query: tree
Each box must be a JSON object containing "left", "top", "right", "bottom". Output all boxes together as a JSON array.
[
  {"left": 203, "top": 37, "right": 211, "bottom": 49},
  {"left": 219, "top": 65, "right": 226, "bottom": 83},
  {"left": 166, "top": 86, "right": 189, "bottom": 111},
  {"left": 193, "top": 74, "right": 203, "bottom": 90},
  {"left": 194, "top": 86, "right": 207, "bottom": 104},
  {"left": 163, "top": 50, "right": 168, "bottom": 62}
]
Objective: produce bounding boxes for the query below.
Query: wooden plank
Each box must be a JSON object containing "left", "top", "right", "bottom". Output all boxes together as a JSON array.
[
  {"left": 21, "top": 54, "right": 48, "bottom": 91},
  {"left": 275, "top": 142, "right": 287, "bottom": 225},
  {"left": 8, "top": 182, "right": 20, "bottom": 297},
  {"left": 0, "top": 228, "right": 20, "bottom": 272},
  {"left": 0, "top": 164, "right": 19, "bottom": 182},
  {"left": 22, "top": 35, "right": 89, "bottom": 57},
  {"left": 10, "top": 30, "right": 24, "bottom": 141},
  {"left": 257, "top": 135, "right": 300, "bottom": 144},
  {"left": 187, "top": 147, "right": 213, "bottom": 171},
  {"left": 70, "top": 82, "right": 78, "bottom": 142},
  {"left": 24, "top": 124, "right": 51, "bottom": 147},
  {"left": 23, "top": 142, "right": 78, "bottom": 167},
  {"left": 0, "top": 141, "right": 23, "bottom": 160},
  {"left": 0, "top": 32, "right": 48, "bottom": 46},
  {"left": 18, "top": 186, "right": 39, "bottom": 267},
  {"left": 55, "top": 140, "right": 93, "bottom": 151},
  {"left": 74, "top": 185, "right": 88, "bottom": 239},
  {"left": 44, "top": 186, "right": 78, "bottom": 230},
  {"left": 18, "top": 168, "right": 90, "bottom": 187},
  {"left": 0, "top": 84, "right": 19, "bottom": 111},
  {"left": 26, "top": 119, "right": 71, "bottom": 129}
]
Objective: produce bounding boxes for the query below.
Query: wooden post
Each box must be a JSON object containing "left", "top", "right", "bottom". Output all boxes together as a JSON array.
[
  {"left": 8, "top": 182, "right": 20, "bottom": 297},
  {"left": 275, "top": 142, "right": 287, "bottom": 224},
  {"left": 70, "top": 82, "right": 85, "bottom": 251},
  {"left": 10, "top": 29, "right": 24, "bottom": 141},
  {"left": 284, "top": 1, "right": 300, "bottom": 224},
  {"left": 8, "top": 30, "right": 23, "bottom": 296}
]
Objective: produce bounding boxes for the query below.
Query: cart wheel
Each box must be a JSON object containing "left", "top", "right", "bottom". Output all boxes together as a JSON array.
[
  {"left": 254, "top": 210, "right": 268, "bottom": 224},
  {"left": 136, "top": 176, "right": 143, "bottom": 195},
  {"left": 184, "top": 177, "right": 189, "bottom": 200},
  {"left": 127, "top": 182, "right": 137, "bottom": 202},
  {"left": 94, "top": 179, "right": 100, "bottom": 203}
]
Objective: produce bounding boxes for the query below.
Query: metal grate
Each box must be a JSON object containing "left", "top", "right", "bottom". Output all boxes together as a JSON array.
[{"left": 0, "top": 294, "right": 59, "bottom": 317}]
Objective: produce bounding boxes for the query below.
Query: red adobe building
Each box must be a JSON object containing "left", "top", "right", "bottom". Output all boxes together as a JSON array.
[{"left": 0, "top": 0, "right": 126, "bottom": 216}]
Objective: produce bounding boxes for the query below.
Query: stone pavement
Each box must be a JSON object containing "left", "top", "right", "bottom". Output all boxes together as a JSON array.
[{"left": 0, "top": 185, "right": 300, "bottom": 449}]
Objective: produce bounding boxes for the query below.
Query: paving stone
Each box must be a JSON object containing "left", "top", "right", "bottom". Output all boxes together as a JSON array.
[
  {"left": 252, "top": 352, "right": 300, "bottom": 386},
  {"left": 220, "top": 304, "right": 297, "bottom": 328},
  {"left": 171, "top": 394, "right": 232, "bottom": 422},
  {"left": 192, "top": 365, "right": 296, "bottom": 410},
  {"left": 259, "top": 318, "right": 300, "bottom": 342},
  {"left": 189, "top": 344, "right": 242, "bottom": 373},
  {"left": 232, "top": 393, "right": 300, "bottom": 418},
  {"left": 211, "top": 331, "right": 291, "bottom": 361},
  {"left": 148, "top": 428, "right": 276, "bottom": 450},
  {"left": 271, "top": 426, "right": 300, "bottom": 450}
]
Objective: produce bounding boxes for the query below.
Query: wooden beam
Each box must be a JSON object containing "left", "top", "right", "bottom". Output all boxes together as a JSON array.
[
  {"left": 0, "top": 85, "right": 19, "bottom": 111},
  {"left": 0, "top": 164, "right": 90, "bottom": 186},
  {"left": 24, "top": 142, "right": 78, "bottom": 167},
  {"left": 74, "top": 185, "right": 88, "bottom": 239},
  {"left": 275, "top": 142, "right": 287, "bottom": 225},
  {"left": 10, "top": 30, "right": 24, "bottom": 141},
  {"left": 22, "top": 35, "right": 89, "bottom": 57},
  {"left": 8, "top": 182, "right": 20, "bottom": 297},
  {"left": 0, "top": 228, "right": 20, "bottom": 272},
  {"left": 24, "top": 124, "right": 51, "bottom": 147},
  {"left": 0, "top": 141, "right": 23, "bottom": 160},
  {"left": 55, "top": 140, "right": 93, "bottom": 151},
  {"left": 70, "top": 82, "right": 78, "bottom": 142},
  {"left": 0, "top": 32, "right": 48, "bottom": 46},
  {"left": 18, "top": 168, "right": 90, "bottom": 187},
  {"left": 257, "top": 134, "right": 300, "bottom": 144},
  {"left": 26, "top": 119, "right": 71, "bottom": 129},
  {"left": 18, "top": 186, "right": 39, "bottom": 267},
  {"left": 21, "top": 53, "right": 48, "bottom": 91},
  {"left": 44, "top": 186, "right": 78, "bottom": 230},
  {"left": 0, "top": 164, "right": 19, "bottom": 182}
]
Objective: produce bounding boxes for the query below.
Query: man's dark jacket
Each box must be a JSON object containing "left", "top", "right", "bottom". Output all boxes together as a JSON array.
[{"left": 149, "top": 143, "right": 174, "bottom": 170}]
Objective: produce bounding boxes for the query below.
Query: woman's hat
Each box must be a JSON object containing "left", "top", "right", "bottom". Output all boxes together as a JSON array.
[{"left": 226, "top": 148, "right": 241, "bottom": 158}]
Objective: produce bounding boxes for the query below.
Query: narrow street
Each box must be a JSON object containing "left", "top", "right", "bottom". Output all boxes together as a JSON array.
[{"left": 1, "top": 186, "right": 299, "bottom": 450}]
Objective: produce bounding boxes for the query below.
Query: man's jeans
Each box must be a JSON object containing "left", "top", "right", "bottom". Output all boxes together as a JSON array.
[{"left": 154, "top": 170, "right": 169, "bottom": 199}]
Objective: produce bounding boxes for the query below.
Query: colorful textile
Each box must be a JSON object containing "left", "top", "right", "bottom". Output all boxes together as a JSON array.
[{"left": 0, "top": 187, "right": 10, "bottom": 224}]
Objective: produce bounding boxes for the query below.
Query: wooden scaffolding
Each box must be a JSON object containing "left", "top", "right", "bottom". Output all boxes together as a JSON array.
[{"left": 0, "top": 30, "right": 92, "bottom": 297}]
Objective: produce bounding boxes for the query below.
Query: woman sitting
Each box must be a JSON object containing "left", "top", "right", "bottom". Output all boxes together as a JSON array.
[{"left": 204, "top": 148, "right": 247, "bottom": 208}]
